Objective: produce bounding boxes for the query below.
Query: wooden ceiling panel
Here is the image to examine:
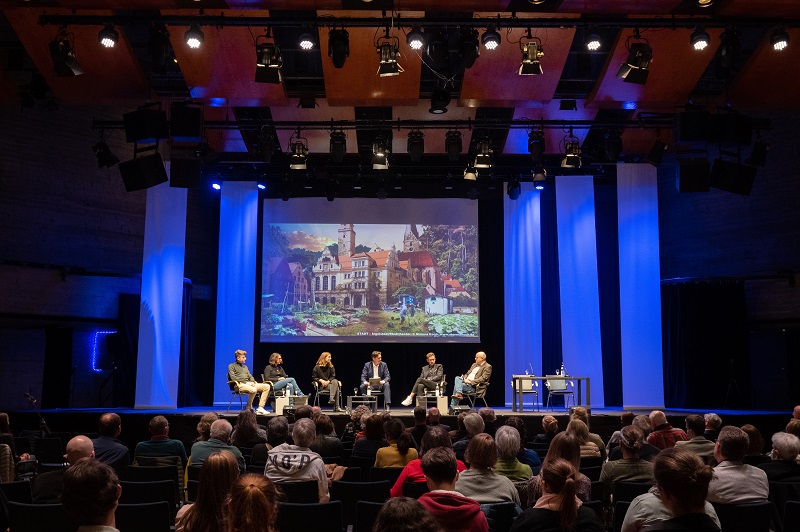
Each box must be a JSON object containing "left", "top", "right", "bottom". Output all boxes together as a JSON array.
[
  {"left": 726, "top": 29, "right": 800, "bottom": 108},
  {"left": 558, "top": 0, "right": 683, "bottom": 15},
  {"left": 203, "top": 105, "right": 247, "bottom": 153},
  {"left": 4, "top": 8, "right": 150, "bottom": 106},
  {"left": 505, "top": 101, "right": 597, "bottom": 155},
  {"left": 719, "top": 0, "right": 800, "bottom": 18},
  {"left": 321, "top": 25, "right": 423, "bottom": 107},
  {"left": 620, "top": 127, "right": 672, "bottom": 158},
  {"left": 587, "top": 26, "right": 721, "bottom": 110},
  {"left": 162, "top": 9, "right": 288, "bottom": 106},
  {"left": 271, "top": 99, "right": 354, "bottom": 154}
]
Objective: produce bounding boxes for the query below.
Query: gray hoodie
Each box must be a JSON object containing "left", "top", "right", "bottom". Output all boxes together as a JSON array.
[{"left": 264, "top": 443, "right": 329, "bottom": 502}]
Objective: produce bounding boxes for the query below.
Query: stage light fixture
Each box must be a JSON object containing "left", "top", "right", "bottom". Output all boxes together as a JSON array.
[
  {"left": 372, "top": 138, "right": 390, "bottom": 170},
  {"left": 697, "top": 0, "right": 714, "bottom": 7},
  {"left": 299, "top": 31, "right": 315, "bottom": 51},
  {"left": 463, "top": 165, "right": 478, "bottom": 181},
  {"left": 561, "top": 129, "right": 582, "bottom": 168},
  {"left": 280, "top": 177, "right": 291, "bottom": 201},
  {"left": 328, "top": 29, "right": 350, "bottom": 68},
  {"left": 98, "top": 24, "right": 118, "bottom": 48},
  {"left": 585, "top": 30, "right": 601, "bottom": 51},
  {"left": 445, "top": 131, "right": 462, "bottom": 162},
  {"left": 326, "top": 179, "right": 338, "bottom": 202},
  {"left": 482, "top": 26, "right": 501, "bottom": 50},
  {"left": 518, "top": 38, "right": 544, "bottom": 75},
  {"left": 93, "top": 140, "right": 119, "bottom": 168},
  {"left": 507, "top": 179, "right": 521, "bottom": 200},
  {"left": 603, "top": 129, "right": 624, "bottom": 161},
  {"left": 616, "top": 33, "right": 652, "bottom": 85},
  {"left": 772, "top": 28, "right": 789, "bottom": 51},
  {"left": 528, "top": 129, "right": 545, "bottom": 161},
  {"left": 185, "top": 24, "right": 204, "bottom": 49},
  {"left": 719, "top": 28, "right": 741, "bottom": 70},
  {"left": 257, "top": 128, "right": 278, "bottom": 163},
  {"left": 329, "top": 130, "right": 347, "bottom": 163},
  {"left": 289, "top": 133, "right": 308, "bottom": 170},
  {"left": 407, "top": 131, "right": 425, "bottom": 162},
  {"left": 473, "top": 140, "right": 493, "bottom": 169},
  {"left": 258, "top": 183, "right": 266, "bottom": 190},
  {"left": 406, "top": 26, "right": 425, "bottom": 50},
  {"left": 211, "top": 182, "right": 221, "bottom": 191},
  {"left": 377, "top": 40, "right": 402, "bottom": 77},
  {"left": 429, "top": 87, "right": 451, "bottom": 114},
  {"left": 49, "top": 30, "right": 83, "bottom": 77},
  {"left": 460, "top": 29, "right": 480, "bottom": 69},
  {"left": 255, "top": 40, "right": 283, "bottom": 84},
  {"left": 148, "top": 24, "right": 171, "bottom": 75},
  {"left": 691, "top": 27, "right": 710, "bottom": 51},
  {"left": 533, "top": 167, "right": 546, "bottom": 190},
  {"left": 647, "top": 138, "right": 668, "bottom": 167}
]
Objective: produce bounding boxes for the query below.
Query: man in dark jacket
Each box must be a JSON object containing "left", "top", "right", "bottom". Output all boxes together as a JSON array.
[{"left": 401, "top": 352, "right": 444, "bottom": 406}]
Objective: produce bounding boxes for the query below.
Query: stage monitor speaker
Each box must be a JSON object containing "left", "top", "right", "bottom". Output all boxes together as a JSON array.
[
  {"left": 448, "top": 405, "right": 472, "bottom": 416},
  {"left": 170, "top": 102, "right": 204, "bottom": 143},
  {"left": 123, "top": 108, "right": 168, "bottom": 144},
  {"left": 673, "top": 110, "right": 711, "bottom": 143},
  {"left": 169, "top": 157, "right": 205, "bottom": 188},
  {"left": 119, "top": 153, "right": 168, "bottom": 192},
  {"left": 677, "top": 158, "right": 710, "bottom": 192},
  {"left": 710, "top": 158, "right": 757, "bottom": 196}
]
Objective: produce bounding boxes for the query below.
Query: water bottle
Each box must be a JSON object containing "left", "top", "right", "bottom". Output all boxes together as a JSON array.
[
  {"left": 367, "top": 387, "right": 371, "bottom": 396},
  {"left": 560, "top": 362, "right": 566, "bottom": 376}
]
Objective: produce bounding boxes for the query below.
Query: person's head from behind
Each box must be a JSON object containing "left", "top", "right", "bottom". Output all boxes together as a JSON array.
[
  {"left": 771, "top": 432, "right": 800, "bottom": 461},
  {"left": 786, "top": 419, "right": 800, "bottom": 439},
  {"left": 496, "top": 425, "right": 521, "bottom": 461},
  {"left": 620, "top": 411, "right": 635, "bottom": 428},
  {"left": 653, "top": 447, "right": 713, "bottom": 515},
  {"left": 267, "top": 416, "right": 289, "bottom": 447},
  {"left": 149, "top": 415, "right": 169, "bottom": 437},
  {"left": 632, "top": 415, "right": 652, "bottom": 437},
  {"left": 292, "top": 418, "right": 316, "bottom": 448},
  {"left": 704, "top": 413, "right": 722, "bottom": 431},
  {"left": 314, "top": 414, "right": 335, "bottom": 437},
  {"left": 385, "top": 418, "right": 406, "bottom": 442},
  {"left": 179, "top": 450, "right": 240, "bottom": 530},
  {"left": 197, "top": 412, "right": 220, "bottom": 441},
  {"left": 504, "top": 417, "right": 527, "bottom": 449},
  {"left": 364, "top": 414, "right": 385, "bottom": 441},
  {"left": 618, "top": 426, "right": 644, "bottom": 458},
  {"left": 351, "top": 404, "right": 372, "bottom": 424},
  {"left": 463, "top": 413, "right": 485, "bottom": 437},
  {"left": 542, "top": 415, "right": 559, "bottom": 434},
  {"left": 372, "top": 497, "right": 443, "bottom": 532},
  {"left": 649, "top": 410, "right": 668, "bottom": 430},
  {"left": 539, "top": 458, "right": 580, "bottom": 530},
  {"left": 464, "top": 433, "right": 497, "bottom": 470},
  {"left": 571, "top": 406, "right": 589, "bottom": 428},
  {"left": 62, "top": 458, "right": 120, "bottom": 526},
  {"left": 210, "top": 419, "right": 233, "bottom": 443},
  {"left": 715, "top": 425, "right": 749, "bottom": 462},
  {"left": 65, "top": 435, "right": 94, "bottom": 464},
  {"left": 478, "top": 407, "right": 496, "bottom": 426},
  {"left": 566, "top": 418, "right": 589, "bottom": 445},
  {"left": 420, "top": 425, "right": 452, "bottom": 456},
  {"left": 98, "top": 412, "right": 122, "bottom": 438},
  {"left": 0, "top": 412, "right": 10, "bottom": 433},
  {"left": 413, "top": 406, "right": 426, "bottom": 424},
  {"left": 294, "top": 405, "right": 313, "bottom": 420},
  {"left": 227, "top": 474, "right": 280, "bottom": 532},
  {"left": 427, "top": 407, "right": 441, "bottom": 424},
  {"left": 421, "top": 447, "right": 458, "bottom": 489},
  {"left": 546, "top": 432, "right": 581, "bottom": 470},
  {"left": 685, "top": 414, "right": 705, "bottom": 438},
  {"left": 740, "top": 424, "right": 765, "bottom": 456}
]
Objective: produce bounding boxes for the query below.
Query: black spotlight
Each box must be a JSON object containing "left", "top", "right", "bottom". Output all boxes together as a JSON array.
[
  {"left": 328, "top": 29, "right": 350, "bottom": 68},
  {"left": 482, "top": 26, "right": 501, "bottom": 50},
  {"left": 148, "top": 24, "right": 171, "bottom": 75},
  {"left": 603, "top": 129, "right": 623, "bottom": 161},
  {"left": 330, "top": 130, "right": 347, "bottom": 163},
  {"left": 616, "top": 39, "right": 652, "bottom": 85},
  {"left": 98, "top": 24, "right": 119, "bottom": 48},
  {"left": 690, "top": 27, "right": 710, "bottom": 51},
  {"left": 646, "top": 139, "right": 668, "bottom": 167},
  {"left": 719, "top": 28, "right": 740, "bottom": 71},
  {"left": 507, "top": 179, "right": 521, "bottom": 200},
  {"left": 93, "top": 141, "right": 119, "bottom": 168},
  {"left": 429, "top": 87, "right": 451, "bottom": 114},
  {"left": 771, "top": 28, "right": 789, "bottom": 51},
  {"left": 460, "top": 28, "right": 480, "bottom": 69},
  {"left": 406, "top": 26, "right": 425, "bottom": 51},
  {"left": 377, "top": 42, "right": 400, "bottom": 77},
  {"left": 407, "top": 131, "right": 425, "bottom": 162},
  {"left": 255, "top": 42, "right": 283, "bottom": 84},
  {"left": 257, "top": 128, "right": 278, "bottom": 163},
  {"left": 185, "top": 24, "right": 204, "bottom": 49},
  {"left": 445, "top": 131, "right": 462, "bottom": 162},
  {"left": 528, "top": 130, "right": 545, "bottom": 162},
  {"left": 49, "top": 31, "right": 83, "bottom": 77}
]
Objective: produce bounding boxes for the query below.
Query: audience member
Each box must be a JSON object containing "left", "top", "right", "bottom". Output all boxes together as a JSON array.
[
  {"left": 741, "top": 424, "right": 770, "bottom": 465},
  {"left": 390, "top": 426, "right": 467, "bottom": 498},
  {"left": 566, "top": 419, "right": 601, "bottom": 458},
  {"left": 250, "top": 416, "right": 289, "bottom": 467},
  {"left": 757, "top": 432, "right": 800, "bottom": 481},
  {"left": 0, "top": 412, "right": 30, "bottom": 463},
  {"left": 190, "top": 419, "right": 246, "bottom": 473},
  {"left": 610, "top": 415, "right": 661, "bottom": 462},
  {"left": 230, "top": 409, "right": 267, "bottom": 448},
  {"left": 793, "top": 405, "right": 800, "bottom": 421},
  {"left": 417, "top": 447, "right": 489, "bottom": 532},
  {"left": 426, "top": 407, "right": 449, "bottom": 431},
  {"left": 373, "top": 496, "right": 444, "bottom": 532},
  {"left": 448, "top": 412, "right": 468, "bottom": 444},
  {"left": 226, "top": 473, "right": 280, "bottom": 532},
  {"left": 92, "top": 413, "right": 130, "bottom": 475},
  {"left": 703, "top": 413, "right": 722, "bottom": 442},
  {"left": 352, "top": 414, "right": 389, "bottom": 462},
  {"left": 510, "top": 458, "right": 605, "bottom": 532},
  {"left": 647, "top": 447, "right": 720, "bottom": 531},
  {"left": 647, "top": 411, "right": 688, "bottom": 450},
  {"left": 406, "top": 406, "right": 429, "bottom": 449},
  {"left": 606, "top": 411, "right": 636, "bottom": 454},
  {"left": 309, "top": 413, "right": 343, "bottom": 458},
  {"left": 176, "top": 450, "right": 239, "bottom": 532},
  {"left": 61, "top": 457, "right": 122, "bottom": 531},
  {"left": 494, "top": 425, "right": 533, "bottom": 482},
  {"left": 478, "top": 407, "right": 498, "bottom": 438},
  {"left": 195, "top": 412, "right": 220, "bottom": 442},
  {"left": 376, "top": 418, "right": 418, "bottom": 468},
  {"left": 571, "top": 407, "right": 607, "bottom": 461},
  {"left": 785, "top": 419, "right": 800, "bottom": 440},
  {"left": 455, "top": 433, "right": 520, "bottom": 505},
  {"left": 264, "top": 417, "right": 329, "bottom": 502},
  {"left": 534, "top": 415, "right": 560, "bottom": 445},
  {"left": 341, "top": 404, "right": 372, "bottom": 445},
  {"left": 452, "top": 412, "right": 484, "bottom": 463},
  {"left": 674, "top": 415, "right": 715, "bottom": 462},
  {"left": 706, "top": 426, "right": 768, "bottom": 504},
  {"left": 133, "top": 415, "right": 187, "bottom": 468},
  {"left": 600, "top": 426, "right": 654, "bottom": 505},
  {"left": 32, "top": 435, "right": 94, "bottom": 503},
  {"left": 505, "top": 416, "right": 542, "bottom": 471},
  {"left": 529, "top": 432, "right": 592, "bottom": 504}
]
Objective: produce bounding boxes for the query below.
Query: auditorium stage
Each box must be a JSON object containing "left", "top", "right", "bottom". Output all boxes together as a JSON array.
[{"left": 6, "top": 405, "right": 790, "bottom": 454}]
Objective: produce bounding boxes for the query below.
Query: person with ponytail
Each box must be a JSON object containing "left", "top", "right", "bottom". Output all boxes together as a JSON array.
[
  {"left": 599, "top": 426, "right": 654, "bottom": 505},
  {"left": 226, "top": 473, "right": 280, "bottom": 532},
  {"left": 375, "top": 418, "right": 419, "bottom": 468},
  {"left": 510, "top": 458, "right": 604, "bottom": 532}
]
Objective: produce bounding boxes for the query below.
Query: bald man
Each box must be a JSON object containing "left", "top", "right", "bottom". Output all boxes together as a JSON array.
[
  {"left": 647, "top": 410, "right": 688, "bottom": 450},
  {"left": 32, "top": 435, "right": 95, "bottom": 502},
  {"left": 450, "top": 351, "right": 492, "bottom": 408}
]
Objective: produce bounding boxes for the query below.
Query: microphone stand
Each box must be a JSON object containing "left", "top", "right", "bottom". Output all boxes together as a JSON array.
[{"left": 25, "top": 393, "right": 50, "bottom": 438}]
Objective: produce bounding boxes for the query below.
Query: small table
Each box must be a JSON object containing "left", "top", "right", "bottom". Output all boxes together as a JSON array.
[
  {"left": 274, "top": 396, "right": 290, "bottom": 415},
  {"left": 347, "top": 395, "right": 378, "bottom": 414},
  {"left": 416, "top": 395, "right": 449, "bottom": 412}
]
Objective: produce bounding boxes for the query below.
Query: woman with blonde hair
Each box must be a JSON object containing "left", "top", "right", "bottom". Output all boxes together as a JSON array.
[
  {"left": 599, "top": 425, "right": 653, "bottom": 504},
  {"left": 534, "top": 415, "right": 560, "bottom": 445},
  {"left": 648, "top": 447, "right": 718, "bottom": 531},
  {"left": 176, "top": 450, "right": 239, "bottom": 532},
  {"left": 312, "top": 351, "right": 342, "bottom": 411},
  {"left": 226, "top": 473, "right": 280, "bottom": 532},
  {"left": 510, "top": 459, "right": 605, "bottom": 532},
  {"left": 566, "top": 419, "right": 600, "bottom": 458}
]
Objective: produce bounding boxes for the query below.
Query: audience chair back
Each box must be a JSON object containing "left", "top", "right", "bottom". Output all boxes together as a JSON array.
[
  {"left": 613, "top": 501, "right": 632, "bottom": 532},
  {"left": 186, "top": 479, "right": 199, "bottom": 503},
  {"left": 7, "top": 501, "right": 77, "bottom": 532},
  {"left": 369, "top": 467, "right": 403, "bottom": 484},
  {"left": 711, "top": 501, "right": 773, "bottom": 532},
  {"left": 130, "top": 456, "right": 183, "bottom": 498},
  {"left": 784, "top": 500, "right": 800, "bottom": 532},
  {"left": 340, "top": 466, "right": 361, "bottom": 483},
  {"left": 769, "top": 480, "right": 800, "bottom": 523},
  {"left": 612, "top": 480, "right": 653, "bottom": 503},
  {"left": 116, "top": 501, "right": 171, "bottom": 532},
  {"left": 347, "top": 456, "right": 377, "bottom": 481},
  {"left": 0, "top": 481, "right": 32, "bottom": 504},
  {"left": 331, "top": 480, "right": 390, "bottom": 526},
  {"left": 401, "top": 481, "right": 430, "bottom": 499},
  {"left": 356, "top": 500, "right": 385, "bottom": 532},
  {"left": 275, "top": 479, "right": 320, "bottom": 503},
  {"left": 34, "top": 438, "right": 64, "bottom": 465},
  {"left": 119, "top": 480, "right": 178, "bottom": 521},
  {"left": 579, "top": 465, "right": 602, "bottom": 482},
  {"left": 480, "top": 501, "right": 517, "bottom": 532},
  {"left": 276, "top": 501, "right": 343, "bottom": 532}
]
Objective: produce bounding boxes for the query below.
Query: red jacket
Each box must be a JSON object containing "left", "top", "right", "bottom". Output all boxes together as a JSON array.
[
  {"left": 389, "top": 458, "right": 467, "bottom": 498},
  {"left": 418, "top": 490, "right": 489, "bottom": 532}
]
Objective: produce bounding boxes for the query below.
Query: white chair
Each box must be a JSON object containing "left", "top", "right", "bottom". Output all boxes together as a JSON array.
[{"left": 545, "top": 376, "right": 574, "bottom": 410}]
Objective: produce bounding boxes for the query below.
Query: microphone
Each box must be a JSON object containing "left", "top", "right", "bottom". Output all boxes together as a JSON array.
[
  {"left": 528, "top": 363, "right": 535, "bottom": 375},
  {"left": 24, "top": 393, "right": 37, "bottom": 404}
]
